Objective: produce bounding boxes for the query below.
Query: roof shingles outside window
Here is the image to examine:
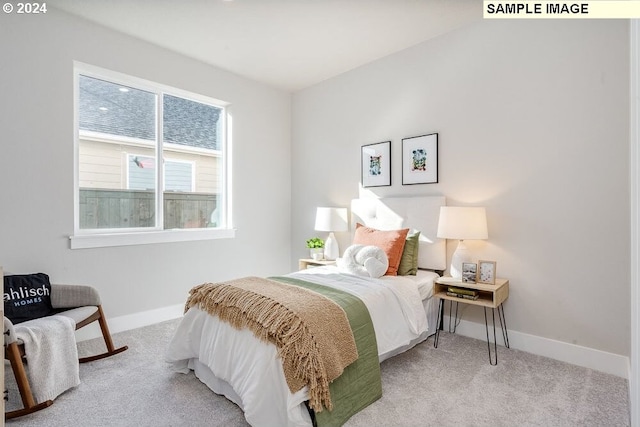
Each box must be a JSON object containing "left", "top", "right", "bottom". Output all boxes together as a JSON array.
[
  {"left": 163, "top": 94, "right": 220, "bottom": 150},
  {"left": 79, "top": 75, "right": 221, "bottom": 150}
]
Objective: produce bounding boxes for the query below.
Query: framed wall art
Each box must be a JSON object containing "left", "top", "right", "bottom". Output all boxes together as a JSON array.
[
  {"left": 402, "top": 133, "right": 438, "bottom": 185},
  {"left": 361, "top": 141, "right": 391, "bottom": 188},
  {"left": 478, "top": 260, "right": 497, "bottom": 285}
]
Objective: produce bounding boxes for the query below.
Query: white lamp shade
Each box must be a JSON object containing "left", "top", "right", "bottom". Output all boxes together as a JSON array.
[
  {"left": 314, "top": 207, "right": 348, "bottom": 232},
  {"left": 437, "top": 207, "right": 488, "bottom": 241}
]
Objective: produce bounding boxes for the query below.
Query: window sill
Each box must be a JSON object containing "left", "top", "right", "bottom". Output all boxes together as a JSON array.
[{"left": 69, "top": 228, "right": 236, "bottom": 249}]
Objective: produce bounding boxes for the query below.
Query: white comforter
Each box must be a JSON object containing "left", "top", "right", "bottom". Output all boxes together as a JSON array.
[{"left": 166, "top": 267, "right": 429, "bottom": 427}]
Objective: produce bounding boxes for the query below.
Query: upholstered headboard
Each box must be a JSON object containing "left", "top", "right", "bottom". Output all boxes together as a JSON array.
[{"left": 350, "top": 196, "right": 447, "bottom": 271}]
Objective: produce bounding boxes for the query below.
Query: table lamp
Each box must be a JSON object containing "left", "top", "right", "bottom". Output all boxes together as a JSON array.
[
  {"left": 436, "top": 206, "right": 488, "bottom": 279},
  {"left": 314, "top": 207, "right": 348, "bottom": 260}
]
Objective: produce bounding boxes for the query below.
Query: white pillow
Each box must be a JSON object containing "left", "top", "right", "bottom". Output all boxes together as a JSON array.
[{"left": 337, "top": 244, "right": 389, "bottom": 278}]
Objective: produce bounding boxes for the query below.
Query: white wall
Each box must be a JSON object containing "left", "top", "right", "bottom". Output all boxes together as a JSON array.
[
  {"left": 0, "top": 9, "right": 292, "bottom": 321},
  {"left": 292, "top": 19, "right": 630, "bottom": 359},
  {"left": 630, "top": 18, "right": 639, "bottom": 426}
]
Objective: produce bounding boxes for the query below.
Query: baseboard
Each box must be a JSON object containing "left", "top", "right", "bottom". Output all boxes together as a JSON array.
[
  {"left": 74, "top": 303, "right": 184, "bottom": 342},
  {"left": 451, "top": 319, "right": 630, "bottom": 379},
  {"left": 76, "top": 304, "right": 629, "bottom": 379}
]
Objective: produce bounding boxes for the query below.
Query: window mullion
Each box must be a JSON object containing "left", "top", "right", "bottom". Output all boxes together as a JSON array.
[
  {"left": 220, "top": 111, "right": 230, "bottom": 228},
  {"left": 156, "top": 93, "right": 164, "bottom": 230}
]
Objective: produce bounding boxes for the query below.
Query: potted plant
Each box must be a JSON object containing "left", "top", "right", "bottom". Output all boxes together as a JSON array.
[{"left": 306, "top": 237, "right": 324, "bottom": 260}]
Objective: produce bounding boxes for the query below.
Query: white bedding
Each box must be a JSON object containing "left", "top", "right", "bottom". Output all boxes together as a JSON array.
[{"left": 166, "top": 267, "right": 439, "bottom": 427}]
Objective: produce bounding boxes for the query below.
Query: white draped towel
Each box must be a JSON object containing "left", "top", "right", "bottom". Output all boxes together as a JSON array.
[{"left": 14, "top": 315, "right": 80, "bottom": 402}]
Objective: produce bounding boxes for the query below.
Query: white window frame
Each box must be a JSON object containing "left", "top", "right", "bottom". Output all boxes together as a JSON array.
[{"left": 70, "top": 62, "right": 234, "bottom": 249}]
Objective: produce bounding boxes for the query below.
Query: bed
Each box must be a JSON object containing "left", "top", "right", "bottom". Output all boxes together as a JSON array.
[{"left": 166, "top": 196, "right": 446, "bottom": 427}]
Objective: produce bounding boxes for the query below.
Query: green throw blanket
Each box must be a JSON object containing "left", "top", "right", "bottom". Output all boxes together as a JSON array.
[{"left": 271, "top": 276, "right": 382, "bottom": 427}]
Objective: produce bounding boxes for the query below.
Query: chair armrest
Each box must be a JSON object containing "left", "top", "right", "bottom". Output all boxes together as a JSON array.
[
  {"left": 51, "top": 284, "right": 101, "bottom": 309},
  {"left": 4, "top": 316, "right": 17, "bottom": 345}
]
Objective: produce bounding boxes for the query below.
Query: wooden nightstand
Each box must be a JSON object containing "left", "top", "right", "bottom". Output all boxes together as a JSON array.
[
  {"left": 298, "top": 258, "right": 337, "bottom": 270},
  {"left": 433, "top": 276, "right": 510, "bottom": 365}
]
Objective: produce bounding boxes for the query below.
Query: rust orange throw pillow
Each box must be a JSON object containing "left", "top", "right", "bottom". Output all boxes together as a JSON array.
[{"left": 352, "top": 223, "right": 409, "bottom": 276}]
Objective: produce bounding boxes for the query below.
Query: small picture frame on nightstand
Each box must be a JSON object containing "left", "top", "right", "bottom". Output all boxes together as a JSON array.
[
  {"left": 462, "top": 262, "right": 477, "bottom": 283},
  {"left": 478, "top": 260, "right": 497, "bottom": 285}
]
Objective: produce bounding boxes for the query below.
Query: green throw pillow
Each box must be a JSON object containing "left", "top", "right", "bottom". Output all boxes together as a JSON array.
[{"left": 398, "top": 231, "right": 420, "bottom": 276}]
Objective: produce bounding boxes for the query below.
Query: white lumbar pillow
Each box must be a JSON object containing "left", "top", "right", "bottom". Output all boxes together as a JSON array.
[{"left": 337, "top": 244, "right": 389, "bottom": 278}]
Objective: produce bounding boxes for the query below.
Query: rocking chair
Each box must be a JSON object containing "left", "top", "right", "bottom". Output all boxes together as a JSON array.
[{"left": 4, "top": 283, "right": 128, "bottom": 420}]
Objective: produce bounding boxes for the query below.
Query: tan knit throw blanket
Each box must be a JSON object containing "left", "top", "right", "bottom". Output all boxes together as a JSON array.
[{"left": 185, "top": 276, "right": 358, "bottom": 412}]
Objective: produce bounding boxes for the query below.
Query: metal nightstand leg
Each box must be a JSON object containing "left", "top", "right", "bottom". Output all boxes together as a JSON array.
[
  {"left": 498, "top": 304, "right": 510, "bottom": 348},
  {"left": 484, "top": 304, "right": 510, "bottom": 365},
  {"left": 435, "top": 299, "right": 468, "bottom": 346},
  {"left": 448, "top": 300, "right": 459, "bottom": 333},
  {"left": 483, "top": 307, "right": 499, "bottom": 365},
  {"left": 434, "top": 298, "right": 444, "bottom": 348}
]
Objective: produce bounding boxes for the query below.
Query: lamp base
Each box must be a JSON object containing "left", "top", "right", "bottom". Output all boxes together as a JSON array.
[
  {"left": 324, "top": 232, "right": 340, "bottom": 260},
  {"left": 450, "top": 240, "right": 471, "bottom": 279}
]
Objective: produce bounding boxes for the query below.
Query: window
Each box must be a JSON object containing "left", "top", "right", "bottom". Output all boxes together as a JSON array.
[{"left": 71, "top": 64, "right": 232, "bottom": 248}]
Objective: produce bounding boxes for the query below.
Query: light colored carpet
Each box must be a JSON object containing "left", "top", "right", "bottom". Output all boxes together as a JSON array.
[{"left": 5, "top": 319, "right": 630, "bottom": 426}]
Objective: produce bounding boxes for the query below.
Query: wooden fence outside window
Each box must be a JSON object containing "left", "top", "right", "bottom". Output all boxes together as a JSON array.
[{"left": 79, "top": 189, "right": 217, "bottom": 229}]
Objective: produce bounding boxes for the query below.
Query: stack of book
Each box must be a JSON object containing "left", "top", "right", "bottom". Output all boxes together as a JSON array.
[{"left": 446, "top": 287, "right": 479, "bottom": 301}]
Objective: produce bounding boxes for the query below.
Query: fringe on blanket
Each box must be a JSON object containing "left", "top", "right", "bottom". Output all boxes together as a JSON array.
[{"left": 185, "top": 277, "right": 358, "bottom": 413}]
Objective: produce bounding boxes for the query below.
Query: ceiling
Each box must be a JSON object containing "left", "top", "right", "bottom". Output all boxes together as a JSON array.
[{"left": 49, "top": 0, "right": 482, "bottom": 92}]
